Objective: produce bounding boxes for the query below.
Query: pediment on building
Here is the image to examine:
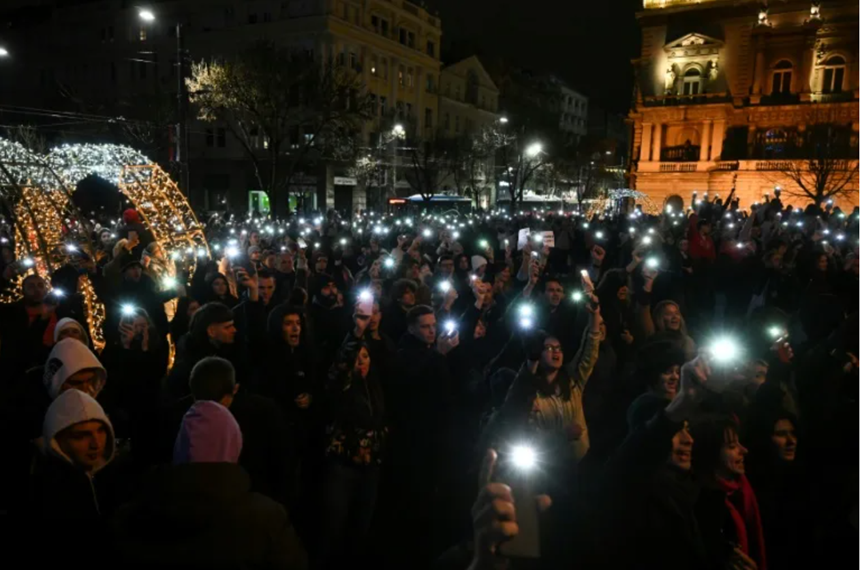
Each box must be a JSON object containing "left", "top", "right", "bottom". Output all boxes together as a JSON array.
[{"left": 664, "top": 33, "right": 724, "bottom": 58}]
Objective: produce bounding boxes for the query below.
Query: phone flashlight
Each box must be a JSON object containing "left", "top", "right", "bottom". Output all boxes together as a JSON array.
[
  {"left": 642, "top": 236, "right": 653, "bottom": 246},
  {"left": 736, "top": 242, "right": 745, "bottom": 249},
  {"left": 65, "top": 243, "right": 78, "bottom": 253},
  {"left": 340, "top": 238, "right": 348, "bottom": 246},
  {"left": 519, "top": 304, "right": 534, "bottom": 318},
  {"left": 384, "top": 258, "right": 395, "bottom": 269},
  {"left": 358, "top": 289, "right": 373, "bottom": 302},
  {"left": 571, "top": 291, "right": 584, "bottom": 303},
  {"left": 453, "top": 231, "right": 461, "bottom": 239},
  {"left": 51, "top": 288, "right": 65, "bottom": 298},
  {"left": 531, "top": 251, "right": 539, "bottom": 258},
  {"left": 163, "top": 276, "right": 178, "bottom": 289},
  {"left": 225, "top": 246, "right": 239, "bottom": 258},
  {"left": 647, "top": 228, "right": 655, "bottom": 235},
  {"left": 22, "top": 257, "right": 34, "bottom": 268},
  {"left": 510, "top": 444, "right": 537, "bottom": 470},
  {"left": 504, "top": 238, "right": 510, "bottom": 246},
  {"left": 479, "top": 239, "right": 489, "bottom": 249},
  {"left": 708, "top": 336, "right": 742, "bottom": 364},
  {"left": 595, "top": 231, "right": 604, "bottom": 240},
  {"left": 519, "top": 316, "right": 533, "bottom": 329},
  {"left": 197, "top": 248, "right": 207, "bottom": 257},
  {"left": 439, "top": 280, "right": 451, "bottom": 293},
  {"left": 628, "top": 227, "right": 635, "bottom": 234},
  {"left": 582, "top": 223, "right": 589, "bottom": 229},
  {"left": 767, "top": 325, "right": 785, "bottom": 339},
  {"left": 645, "top": 257, "right": 659, "bottom": 269},
  {"left": 422, "top": 229, "right": 432, "bottom": 238},
  {"left": 121, "top": 304, "right": 136, "bottom": 317},
  {"left": 836, "top": 233, "right": 845, "bottom": 241},
  {"left": 532, "top": 234, "right": 543, "bottom": 243},
  {"left": 444, "top": 320, "right": 457, "bottom": 335}
]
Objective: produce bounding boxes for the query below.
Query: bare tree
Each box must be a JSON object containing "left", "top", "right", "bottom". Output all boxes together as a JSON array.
[
  {"left": 775, "top": 125, "right": 857, "bottom": 205},
  {"left": 494, "top": 128, "right": 547, "bottom": 212},
  {"left": 442, "top": 128, "right": 498, "bottom": 206},
  {"left": 186, "top": 41, "right": 374, "bottom": 213}
]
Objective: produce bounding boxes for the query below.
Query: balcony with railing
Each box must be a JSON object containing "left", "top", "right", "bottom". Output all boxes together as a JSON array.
[
  {"left": 642, "top": 91, "right": 730, "bottom": 107},
  {"left": 661, "top": 144, "right": 700, "bottom": 162}
]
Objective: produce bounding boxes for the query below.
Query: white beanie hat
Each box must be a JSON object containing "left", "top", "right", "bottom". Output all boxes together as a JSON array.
[{"left": 471, "top": 255, "right": 488, "bottom": 271}]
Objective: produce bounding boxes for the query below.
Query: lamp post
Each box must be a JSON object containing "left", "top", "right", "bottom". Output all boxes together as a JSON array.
[
  {"left": 390, "top": 123, "right": 405, "bottom": 198},
  {"left": 139, "top": 9, "right": 188, "bottom": 195}
]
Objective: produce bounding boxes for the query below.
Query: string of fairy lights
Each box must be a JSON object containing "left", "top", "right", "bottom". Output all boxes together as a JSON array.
[{"left": 0, "top": 139, "right": 210, "bottom": 352}]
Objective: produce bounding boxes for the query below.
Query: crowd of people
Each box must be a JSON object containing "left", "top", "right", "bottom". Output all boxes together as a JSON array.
[{"left": 0, "top": 189, "right": 857, "bottom": 569}]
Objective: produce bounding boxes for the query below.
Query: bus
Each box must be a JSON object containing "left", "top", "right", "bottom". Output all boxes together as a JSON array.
[{"left": 386, "top": 194, "right": 473, "bottom": 215}]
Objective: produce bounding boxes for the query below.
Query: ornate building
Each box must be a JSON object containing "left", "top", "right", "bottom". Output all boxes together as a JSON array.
[{"left": 629, "top": 0, "right": 858, "bottom": 208}]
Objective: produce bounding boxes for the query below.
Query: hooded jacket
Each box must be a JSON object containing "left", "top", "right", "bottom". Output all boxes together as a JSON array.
[
  {"left": 53, "top": 317, "right": 89, "bottom": 345},
  {"left": 43, "top": 338, "right": 107, "bottom": 400},
  {"left": 30, "top": 390, "right": 116, "bottom": 520},
  {"left": 173, "top": 400, "right": 243, "bottom": 464}
]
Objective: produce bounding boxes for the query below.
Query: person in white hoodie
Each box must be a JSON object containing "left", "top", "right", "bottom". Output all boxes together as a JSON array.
[
  {"left": 31, "top": 389, "right": 116, "bottom": 520},
  {"left": 53, "top": 317, "right": 89, "bottom": 345},
  {"left": 43, "top": 337, "right": 106, "bottom": 400}
]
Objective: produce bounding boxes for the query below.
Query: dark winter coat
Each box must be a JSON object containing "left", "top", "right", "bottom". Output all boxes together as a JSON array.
[{"left": 111, "top": 463, "right": 308, "bottom": 570}]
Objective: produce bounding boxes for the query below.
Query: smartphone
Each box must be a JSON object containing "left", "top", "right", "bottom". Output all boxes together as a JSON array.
[{"left": 496, "top": 452, "right": 541, "bottom": 559}]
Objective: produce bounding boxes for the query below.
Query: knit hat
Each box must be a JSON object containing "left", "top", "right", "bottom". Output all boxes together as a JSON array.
[
  {"left": 189, "top": 302, "right": 234, "bottom": 339},
  {"left": 471, "top": 255, "right": 488, "bottom": 271},
  {"left": 173, "top": 400, "right": 243, "bottom": 464},
  {"left": 122, "top": 208, "right": 140, "bottom": 224},
  {"left": 247, "top": 245, "right": 261, "bottom": 256}
]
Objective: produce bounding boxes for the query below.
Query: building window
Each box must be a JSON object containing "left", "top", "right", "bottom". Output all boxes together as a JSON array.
[
  {"left": 454, "top": 84, "right": 460, "bottom": 100},
  {"left": 371, "top": 15, "right": 379, "bottom": 31},
  {"left": 370, "top": 55, "right": 377, "bottom": 76},
  {"left": 406, "top": 68, "right": 413, "bottom": 88},
  {"left": 380, "top": 19, "right": 389, "bottom": 36},
  {"left": 426, "top": 73, "right": 434, "bottom": 93},
  {"left": 380, "top": 96, "right": 387, "bottom": 116},
  {"left": 407, "top": 31, "right": 415, "bottom": 48},
  {"left": 217, "top": 128, "right": 227, "bottom": 147},
  {"left": 248, "top": 13, "right": 258, "bottom": 24},
  {"left": 682, "top": 68, "right": 701, "bottom": 95},
  {"left": 406, "top": 102, "right": 412, "bottom": 116},
  {"left": 139, "top": 26, "right": 147, "bottom": 41},
  {"left": 205, "top": 128, "right": 214, "bottom": 147},
  {"left": 427, "top": 40, "right": 435, "bottom": 57},
  {"left": 399, "top": 28, "right": 407, "bottom": 44},
  {"left": 349, "top": 50, "right": 358, "bottom": 71},
  {"left": 398, "top": 66, "right": 404, "bottom": 87},
  {"left": 425, "top": 108, "right": 433, "bottom": 129},
  {"left": 821, "top": 56, "right": 845, "bottom": 94},
  {"left": 771, "top": 60, "right": 792, "bottom": 95}
]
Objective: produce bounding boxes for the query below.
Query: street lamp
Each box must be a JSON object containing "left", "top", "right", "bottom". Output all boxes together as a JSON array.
[
  {"left": 392, "top": 123, "right": 405, "bottom": 137},
  {"left": 499, "top": 116, "right": 509, "bottom": 124},
  {"left": 525, "top": 142, "right": 543, "bottom": 158},
  {"left": 138, "top": 8, "right": 188, "bottom": 194}
]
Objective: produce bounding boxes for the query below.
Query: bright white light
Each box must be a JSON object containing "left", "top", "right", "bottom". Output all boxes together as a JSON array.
[
  {"left": 533, "top": 233, "right": 543, "bottom": 243},
  {"left": 583, "top": 223, "right": 589, "bottom": 229},
  {"left": 358, "top": 289, "right": 373, "bottom": 302},
  {"left": 519, "top": 317, "right": 533, "bottom": 329},
  {"left": 439, "top": 280, "right": 451, "bottom": 293},
  {"left": 728, "top": 223, "right": 735, "bottom": 229},
  {"left": 121, "top": 304, "right": 136, "bottom": 316},
  {"left": 445, "top": 320, "right": 457, "bottom": 333},
  {"left": 665, "top": 205, "right": 673, "bottom": 213},
  {"left": 519, "top": 304, "right": 534, "bottom": 318},
  {"left": 422, "top": 229, "right": 432, "bottom": 238},
  {"left": 314, "top": 242, "right": 321, "bottom": 248},
  {"left": 163, "top": 276, "right": 178, "bottom": 289},
  {"left": 571, "top": 291, "right": 583, "bottom": 302},
  {"left": 225, "top": 246, "right": 239, "bottom": 258},
  {"left": 22, "top": 257, "right": 34, "bottom": 267},
  {"left": 499, "top": 116, "right": 509, "bottom": 124},
  {"left": 392, "top": 123, "right": 405, "bottom": 136},
  {"left": 452, "top": 231, "right": 460, "bottom": 239},
  {"left": 0, "top": 47, "right": 9, "bottom": 58},
  {"left": 52, "top": 288, "right": 65, "bottom": 298},
  {"left": 836, "top": 233, "right": 845, "bottom": 241},
  {"left": 65, "top": 243, "right": 78, "bottom": 253},
  {"left": 525, "top": 142, "right": 543, "bottom": 158},
  {"left": 340, "top": 238, "right": 347, "bottom": 246},
  {"left": 642, "top": 236, "right": 653, "bottom": 246},
  {"left": 648, "top": 228, "right": 655, "bottom": 235},
  {"left": 139, "top": 9, "right": 155, "bottom": 22},
  {"left": 767, "top": 325, "right": 784, "bottom": 339},
  {"left": 384, "top": 258, "right": 395, "bottom": 268},
  {"left": 736, "top": 242, "right": 745, "bottom": 249},
  {"left": 595, "top": 231, "right": 604, "bottom": 240},
  {"left": 645, "top": 257, "right": 659, "bottom": 269},
  {"left": 628, "top": 227, "right": 635, "bottom": 233},
  {"left": 709, "top": 336, "right": 741, "bottom": 364},
  {"left": 510, "top": 445, "right": 537, "bottom": 470},
  {"left": 197, "top": 248, "right": 207, "bottom": 257}
]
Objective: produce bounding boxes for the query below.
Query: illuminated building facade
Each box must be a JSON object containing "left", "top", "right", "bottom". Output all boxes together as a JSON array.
[{"left": 630, "top": 0, "right": 858, "bottom": 208}]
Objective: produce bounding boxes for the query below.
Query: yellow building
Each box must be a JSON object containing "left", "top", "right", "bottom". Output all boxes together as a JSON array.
[
  {"left": 629, "top": 0, "right": 858, "bottom": 209},
  {"left": 438, "top": 56, "right": 501, "bottom": 137}
]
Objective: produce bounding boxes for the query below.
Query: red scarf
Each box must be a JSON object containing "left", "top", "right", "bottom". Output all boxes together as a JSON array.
[{"left": 717, "top": 475, "right": 767, "bottom": 570}]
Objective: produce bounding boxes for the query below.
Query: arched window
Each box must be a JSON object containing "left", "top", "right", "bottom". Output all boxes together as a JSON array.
[
  {"left": 771, "top": 60, "right": 792, "bottom": 94},
  {"left": 822, "top": 56, "right": 845, "bottom": 94},
  {"left": 683, "top": 68, "right": 701, "bottom": 95}
]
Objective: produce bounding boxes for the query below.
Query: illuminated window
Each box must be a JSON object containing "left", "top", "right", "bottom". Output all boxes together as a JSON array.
[
  {"left": 822, "top": 56, "right": 845, "bottom": 94},
  {"left": 771, "top": 60, "right": 792, "bottom": 94},
  {"left": 682, "top": 68, "right": 701, "bottom": 95},
  {"left": 139, "top": 26, "right": 147, "bottom": 41}
]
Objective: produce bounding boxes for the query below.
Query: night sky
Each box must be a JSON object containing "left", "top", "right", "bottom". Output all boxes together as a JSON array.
[{"left": 429, "top": 0, "right": 642, "bottom": 114}]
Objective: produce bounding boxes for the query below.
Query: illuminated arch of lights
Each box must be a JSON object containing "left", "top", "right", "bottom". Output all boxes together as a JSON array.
[{"left": 0, "top": 138, "right": 209, "bottom": 350}]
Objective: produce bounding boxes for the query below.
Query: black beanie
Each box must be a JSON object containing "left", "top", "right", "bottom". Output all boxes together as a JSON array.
[{"left": 190, "top": 302, "right": 234, "bottom": 339}]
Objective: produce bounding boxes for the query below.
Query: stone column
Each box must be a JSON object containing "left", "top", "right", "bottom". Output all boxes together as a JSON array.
[
  {"left": 699, "top": 120, "right": 712, "bottom": 161},
  {"left": 710, "top": 119, "right": 726, "bottom": 160},
  {"left": 799, "top": 37, "right": 816, "bottom": 101},
  {"left": 640, "top": 122, "right": 653, "bottom": 161},
  {"left": 751, "top": 37, "right": 766, "bottom": 103},
  {"left": 652, "top": 123, "right": 663, "bottom": 162}
]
